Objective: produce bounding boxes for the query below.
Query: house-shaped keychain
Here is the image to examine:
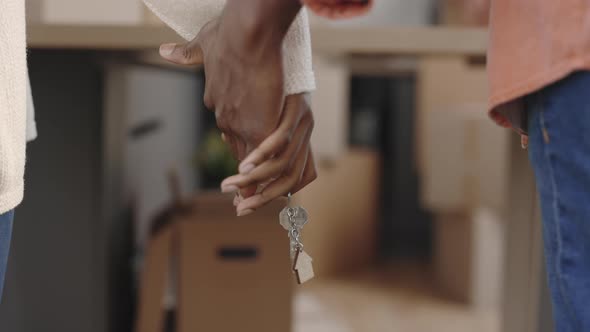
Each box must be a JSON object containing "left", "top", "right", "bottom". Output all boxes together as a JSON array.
[{"left": 293, "top": 249, "right": 314, "bottom": 284}]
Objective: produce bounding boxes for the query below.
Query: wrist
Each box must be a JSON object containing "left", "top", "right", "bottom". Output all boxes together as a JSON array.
[
  {"left": 254, "top": 0, "right": 302, "bottom": 37},
  {"left": 224, "top": 0, "right": 302, "bottom": 51}
]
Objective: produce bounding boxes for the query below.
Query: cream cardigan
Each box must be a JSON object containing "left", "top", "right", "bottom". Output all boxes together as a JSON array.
[
  {"left": 0, "top": 1, "right": 315, "bottom": 214},
  {"left": 0, "top": 0, "right": 27, "bottom": 214}
]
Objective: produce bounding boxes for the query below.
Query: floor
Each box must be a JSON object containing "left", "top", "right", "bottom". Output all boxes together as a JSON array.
[{"left": 294, "top": 262, "right": 500, "bottom": 332}]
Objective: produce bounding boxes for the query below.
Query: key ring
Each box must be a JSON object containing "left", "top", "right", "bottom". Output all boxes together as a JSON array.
[
  {"left": 279, "top": 192, "right": 314, "bottom": 284},
  {"left": 290, "top": 227, "right": 304, "bottom": 250}
]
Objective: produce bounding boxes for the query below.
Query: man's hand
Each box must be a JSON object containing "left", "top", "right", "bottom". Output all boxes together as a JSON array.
[
  {"left": 159, "top": 0, "right": 302, "bottom": 160},
  {"left": 158, "top": 0, "right": 316, "bottom": 214},
  {"left": 221, "top": 94, "right": 317, "bottom": 216}
]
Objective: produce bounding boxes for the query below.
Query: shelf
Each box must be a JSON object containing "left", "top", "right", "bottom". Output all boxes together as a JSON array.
[
  {"left": 28, "top": 24, "right": 488, "bottom": 56},
  {"left": 312, "top": 26, "right": 487, "bottom": 56},
  {"left": 28, "top": 24, "right": 182, "bottom": 50}
]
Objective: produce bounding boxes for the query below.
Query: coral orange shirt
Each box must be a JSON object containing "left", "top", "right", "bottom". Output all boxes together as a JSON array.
[
  {"left": 302, "top": 0, "right": 372, "bottom": 18},
  {"left": 487, "top": 0, "right": 590, "bottom": 134},
  {"left": 304, "top": 0, "right": 590, "bottom": 135}
]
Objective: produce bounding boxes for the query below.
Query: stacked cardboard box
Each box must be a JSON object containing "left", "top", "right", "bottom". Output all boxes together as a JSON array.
[{"left": 418, "top": 57, "right": 508, "bottom": 309}]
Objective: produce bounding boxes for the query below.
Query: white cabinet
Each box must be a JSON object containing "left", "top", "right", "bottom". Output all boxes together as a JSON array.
[{"left": 104, "top": 64, "right": 202, "bottom": 247}]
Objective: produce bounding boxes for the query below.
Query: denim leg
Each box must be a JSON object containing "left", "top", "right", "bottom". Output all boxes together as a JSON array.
[
  {"left": 0, "top": 210, "right": 14, "bottom": 301},
  {"left": 527, "top": 71, "right": 590, "bottom": 332}
]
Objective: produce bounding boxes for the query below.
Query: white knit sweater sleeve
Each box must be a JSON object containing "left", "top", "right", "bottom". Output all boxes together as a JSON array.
[
  {"left": 142, "top": 0, "right": 316, "bottom": 95},
  {"left": 0, "top": 0, "right": 27, "bottom": 213}
]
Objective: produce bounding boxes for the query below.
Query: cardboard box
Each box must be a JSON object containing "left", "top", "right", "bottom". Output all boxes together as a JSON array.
[
  {"left": 136, "top": 194, "right": 293, "bottom": 332},
  {"left": 417, "top": 57, "right": 510, "bottom": 214},
  {"left": 420, "top": 104, "right": 510, "bottom": 213},
  {"left": 292, "top": 149, "right": 380, "bottom": 277},
  {"left": 419, "top": 57, "right": 507, "bottom": 311},
  {"left": 434, "top": 208, "right": 504, "bottom": 310},
  {"left": 434, "top": 212, "right": 472, "bottom": 303},
  {"left": 417, "top": 56, "right": 488, "bottom": 169},
  {"left": 310, "top": 56, "right": 351, "bottom": 161}
]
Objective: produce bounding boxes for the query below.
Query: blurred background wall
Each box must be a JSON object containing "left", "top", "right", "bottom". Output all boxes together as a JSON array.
[{"left": 0, "top": 0, "right": 553, "bottom": 331}]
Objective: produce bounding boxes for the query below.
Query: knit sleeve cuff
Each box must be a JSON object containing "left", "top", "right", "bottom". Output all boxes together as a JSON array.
[
  {"left": 0, "top": 181, "right": 24, "bottom": 215},
  {"left": 143, "top": 0, "right": 316, "bottom": 95},
  {"left": 283, "top": 9, "right": 316, "bottom": 95}
]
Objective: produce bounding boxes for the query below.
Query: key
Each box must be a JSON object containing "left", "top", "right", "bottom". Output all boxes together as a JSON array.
[
  {"left": 279, "top": 194, "right": 315, "bottom": 284},
  {"left": 279, "top": 206, "right": 308, "bottom": 231}
]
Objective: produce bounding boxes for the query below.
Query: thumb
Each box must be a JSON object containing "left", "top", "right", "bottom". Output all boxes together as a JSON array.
[{"left": 159, "top": 40, "right": 204, "bottom": 66}]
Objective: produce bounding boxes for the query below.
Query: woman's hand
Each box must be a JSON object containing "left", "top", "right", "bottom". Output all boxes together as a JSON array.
[{"left": 221, "top": 94, "right": 317, "bottom": 216}]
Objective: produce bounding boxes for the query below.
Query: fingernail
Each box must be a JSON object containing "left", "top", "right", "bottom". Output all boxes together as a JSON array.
[
  {"left": 237, "top": 209, "right": 254, "bottom": 217},
  {"left": 159, "top": 43, "right": 175, "bottom": 56},
  {"left": 239, "top": 163, "right": 255, "bottom": 174},
  {"left": 221, "top": 184, "right": 239, "bottom": 193}
]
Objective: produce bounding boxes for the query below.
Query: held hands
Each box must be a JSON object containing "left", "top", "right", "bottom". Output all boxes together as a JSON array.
[
  {"left": 159, "top": 17, "right": 285, "bottom": 159},
  {"left": 159, "top": 13, "right": 317, "bottom": 215},
  {"left": 222, "top": 94, "right": 317, "bottom": 216}
]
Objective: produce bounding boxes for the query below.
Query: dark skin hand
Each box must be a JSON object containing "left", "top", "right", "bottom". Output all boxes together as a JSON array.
[
  {"left": 159, "top": 0, "right": 317, "bottom": 215},
  {"left": 224, "top": 94, "right": 317, "bottom": 216}
]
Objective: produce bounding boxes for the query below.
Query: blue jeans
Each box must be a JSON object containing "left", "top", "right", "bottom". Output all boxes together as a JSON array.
[
  {"left": 527, "top": 71, "right": 590, "bottom": 331},
  {"left": 0, "top": 210, "right": 14, "bottom": 301}
]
